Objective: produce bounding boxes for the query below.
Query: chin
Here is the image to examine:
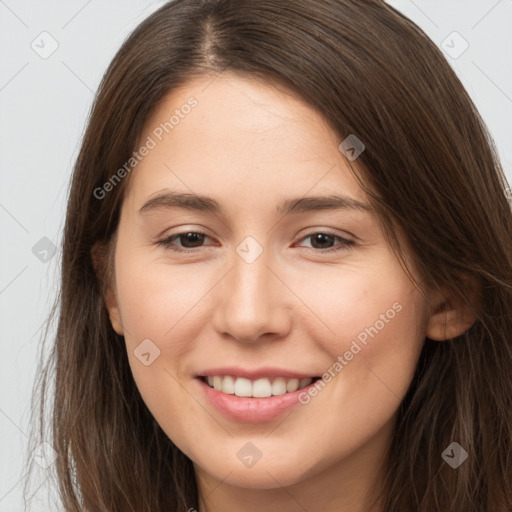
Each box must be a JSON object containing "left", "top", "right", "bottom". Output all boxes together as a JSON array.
[{"left": 193, "top": 447, "right": 322, "bottom": 490}]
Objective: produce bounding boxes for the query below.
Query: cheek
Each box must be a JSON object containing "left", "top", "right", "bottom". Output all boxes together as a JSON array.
[
  {"left": 114, "top": 256, "right": 206, "bottom": 445},
  {"left": 287, "top": 268, "right": 427, "bottom": 464},
  {"left": 115, "top": 250, "right": 212, "bottom": 354},
  {"left": 298, "top": 255, "right": 428, "bottom": 399},
  {"left": 294, "top": 254, "right": 426, "bottom": 350}
]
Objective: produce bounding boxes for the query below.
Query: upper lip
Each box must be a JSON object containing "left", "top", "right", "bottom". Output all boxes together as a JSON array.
[{"left": 197, "top": 367, "right": 319, "bottom": 380}]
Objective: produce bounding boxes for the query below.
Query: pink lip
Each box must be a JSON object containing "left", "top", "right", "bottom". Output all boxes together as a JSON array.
[
  {"left": 197, "top": 366, "right": 317, "bottom": 380},
  {"left": 196, "top": 376, "right": 319, "bottom": 423}
]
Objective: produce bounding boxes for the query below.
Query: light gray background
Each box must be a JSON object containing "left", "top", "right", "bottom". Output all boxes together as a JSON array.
[{"left": 1, "top": 1, "right": 511, "bottom": 510}]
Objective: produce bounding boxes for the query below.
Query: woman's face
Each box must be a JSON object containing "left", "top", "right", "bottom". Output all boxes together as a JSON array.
[{"left": 105, "top": 72, "right": 431, "bottom": 495}]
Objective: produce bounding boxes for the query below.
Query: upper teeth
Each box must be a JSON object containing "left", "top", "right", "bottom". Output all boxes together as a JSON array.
[{"left": 206, "top": 376, "right": 313, "bottom": 397}]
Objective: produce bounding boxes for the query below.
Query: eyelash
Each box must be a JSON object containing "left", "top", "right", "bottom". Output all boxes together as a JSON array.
[{"left": 156, "top": 230, "right": 355, "bottom": 254}]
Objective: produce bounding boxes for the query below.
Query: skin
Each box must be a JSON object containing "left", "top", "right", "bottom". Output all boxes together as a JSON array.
[{"left": 98, "top": 72, "right": 475, "bottom": 512}]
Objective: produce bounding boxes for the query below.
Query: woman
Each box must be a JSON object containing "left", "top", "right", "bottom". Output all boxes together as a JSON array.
[{"left": 27, "top": 0, "right": 512, "bottom": 510}]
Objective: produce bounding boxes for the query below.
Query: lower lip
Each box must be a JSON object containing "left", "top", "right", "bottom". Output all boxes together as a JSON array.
[{"left": 197, "top": 377, "right": 317, "bottom": 423}]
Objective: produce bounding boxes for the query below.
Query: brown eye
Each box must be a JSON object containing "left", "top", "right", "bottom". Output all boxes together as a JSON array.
[
  {"left": 297, "top": 232, "right": 355, "bottom": 253},
  {"left": 157, "top": 231, "right": 212, "bottom": 252}
]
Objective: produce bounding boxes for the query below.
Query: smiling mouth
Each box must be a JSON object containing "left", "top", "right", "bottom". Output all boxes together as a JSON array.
[{"left": 199, "top": 375, "right": 321, "bottom": 398}]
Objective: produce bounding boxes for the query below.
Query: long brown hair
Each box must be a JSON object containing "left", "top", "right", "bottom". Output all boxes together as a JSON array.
[{"left": 26, "top": 0, "right": 512, "bottom": 510}]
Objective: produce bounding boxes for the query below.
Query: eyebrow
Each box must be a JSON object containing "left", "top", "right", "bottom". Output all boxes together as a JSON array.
[{"left": 138, "top": 191, "right": 373, "bottom": 216}]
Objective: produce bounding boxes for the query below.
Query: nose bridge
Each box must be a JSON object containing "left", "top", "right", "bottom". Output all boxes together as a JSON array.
[{"left": 212, "top": 241, "right": 290, "bottom": 343}]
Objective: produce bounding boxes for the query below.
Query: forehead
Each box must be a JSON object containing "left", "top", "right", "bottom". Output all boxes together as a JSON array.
[{"left": 123, "top": 71, "right": 367, "bottom": 211}]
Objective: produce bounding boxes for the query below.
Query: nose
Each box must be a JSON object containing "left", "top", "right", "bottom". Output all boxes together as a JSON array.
[{"left": 211, "top": 245, "right": 293, "bottom": 344}]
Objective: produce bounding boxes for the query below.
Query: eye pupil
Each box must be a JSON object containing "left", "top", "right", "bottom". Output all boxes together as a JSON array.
[
  {"left": 311, "top": 233, "right": 334, "bottom": 249},
  {"left": 181, "top": 232, "right": 205, "bottom": 248}
]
